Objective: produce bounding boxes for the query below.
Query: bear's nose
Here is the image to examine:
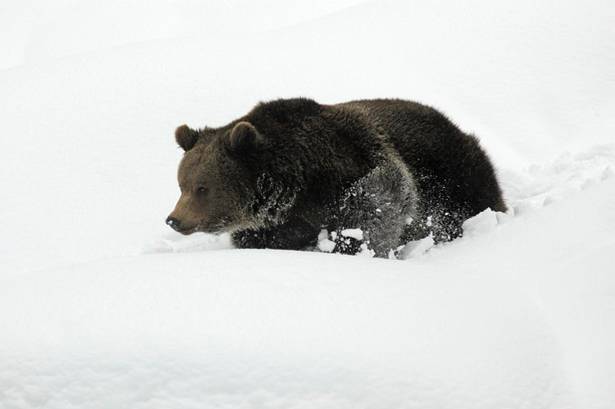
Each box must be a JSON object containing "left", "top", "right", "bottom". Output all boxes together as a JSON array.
[{"left": 166, "top": 216, "right": 181, "bottom": 231}]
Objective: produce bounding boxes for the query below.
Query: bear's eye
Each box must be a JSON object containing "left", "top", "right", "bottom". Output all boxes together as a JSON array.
[{"left": 197, "top": 186, "right": 208, "bottom": 194}]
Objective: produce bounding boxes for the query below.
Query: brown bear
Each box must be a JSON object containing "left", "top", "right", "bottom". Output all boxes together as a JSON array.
[{"left": 167, "top": 98, "right": 506, "bottom": 257}]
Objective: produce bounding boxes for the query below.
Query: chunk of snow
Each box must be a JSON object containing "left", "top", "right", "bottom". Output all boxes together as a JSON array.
[
  {"left": 317, "top": 229, "right": 328, "bottom": 241},
  {"left": 317, "top": 230, "right": 337, "bottom": 252},
  {"left": 317, "top": 239, "right": 336, "bottom": 253},
  {"left": 341, "top": 228, "right": 363, "bottom": 240},
  {"left": 495, "top": 211, "right": 513, "bottom": 224},
  {"left": 357, "top": 243, "right": 375, "bottom": 257},
  {"left": 399, "top": 234, "right": 435, "bottom": 259},
  {"left": 462, "top": 209, "right": 498, "bottom": 236}
]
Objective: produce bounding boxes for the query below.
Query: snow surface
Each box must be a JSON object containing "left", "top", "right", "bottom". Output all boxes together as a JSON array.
[
  {"left": 1, "top": 0, "right": 615, "bottom": 408},
  {"left": 340, "top": 228, "right": 364, "bottom": 241}
]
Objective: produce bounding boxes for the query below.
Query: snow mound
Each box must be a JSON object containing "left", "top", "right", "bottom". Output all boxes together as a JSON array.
[
  {"left": 0, "top": 253, "right": 567, "bottom": 409},
  {"left": 3, "top": 179, "right": 614, "bottom": 408}
]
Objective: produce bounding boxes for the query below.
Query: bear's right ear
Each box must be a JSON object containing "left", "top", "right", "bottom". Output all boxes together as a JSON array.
[
  {"left": 226, "top": 121, "right": 263, "bottom": 153},
  {"left": 175, "top": 124, "right": 199, "bottom": 151}
]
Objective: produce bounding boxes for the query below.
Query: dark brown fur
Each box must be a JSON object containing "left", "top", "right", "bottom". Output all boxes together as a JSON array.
[{"left": 167, "top": 98, "right": 506, "bottom": 257}]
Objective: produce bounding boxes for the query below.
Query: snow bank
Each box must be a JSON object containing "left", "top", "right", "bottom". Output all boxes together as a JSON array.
[
  {"left": 2, "top": 179, "right": 614, "bottom": 408},
  {"left": 0, "top": 243, "right": 566, "bottom": 408}
]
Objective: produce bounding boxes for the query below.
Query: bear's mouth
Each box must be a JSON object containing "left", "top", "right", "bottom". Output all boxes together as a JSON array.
[
  {"left": 173, "top": 226, "right": 199, "bottom": 235},
  {"left": 194, "top": 221, "right": 230, "bottom": 235},
  {"left": 171, "top": 218, "right": 235, "bottom": 236}
]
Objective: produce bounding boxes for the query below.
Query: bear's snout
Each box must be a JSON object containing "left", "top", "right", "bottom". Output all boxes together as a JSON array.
[
  {"left": 165, "top": 214, "right": 198, "bottom": 234},
  {"left": 166, "top": 193, "right": 204, "bottom": 234},
  {"left": 166, "top": 216, "right": 197, "bottom": 234},
  {"left": 165, "top": 216, "right": 182, "bottom": 231}
]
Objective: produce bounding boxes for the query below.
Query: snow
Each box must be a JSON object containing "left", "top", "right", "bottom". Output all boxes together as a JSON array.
[
  {"left": 340, "top": 228, "right": 364, "bottom": 241},
  {"left": 399, "top": 234, "right": 435, "bottom": 259},
  {"left": 317, "top": 230, "right": 337, "bottom": 253},
  {"left": 462, "top": 210, "right": 499, "bottom": 237},
  {"left": 1, "top": 0, "right": 615, "bottom": 408}
]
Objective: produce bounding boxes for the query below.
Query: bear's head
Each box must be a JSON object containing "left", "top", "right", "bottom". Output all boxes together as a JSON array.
[
  {"left": 166, "top": 121, "right": 285, "bottom": 235},
  {"left": 166, "top": 122, "right": 262, "bottom": 234},
  {"left": 167, "top": 99, "right": 326, "bottom": 235}
]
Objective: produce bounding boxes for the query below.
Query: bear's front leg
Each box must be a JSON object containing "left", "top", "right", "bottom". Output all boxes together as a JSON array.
[
  {"left": 232, "top": 217, "right": 320, "bottom": 251},
  {"left": 331, "top": 160, "right": 418, "bottom": 258}
]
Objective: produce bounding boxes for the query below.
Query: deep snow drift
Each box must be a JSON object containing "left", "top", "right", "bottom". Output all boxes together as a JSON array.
[
  {"left": 2, "top": 179, "right": 615, "bottom": 409},
  {"left": 1, "top": 0, "right": 614, "bottom": 408}
]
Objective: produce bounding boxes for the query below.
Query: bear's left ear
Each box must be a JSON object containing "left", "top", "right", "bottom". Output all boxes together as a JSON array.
[
  {"left": 175, "top": 124, "right": 199, "bottom": 151},
  {"left": 227, "top": 121, "right": 263, "bottom": 153}
]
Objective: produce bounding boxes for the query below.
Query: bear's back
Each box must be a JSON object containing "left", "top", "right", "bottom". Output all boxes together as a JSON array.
[{"left": 336, "top": 99, "right": 506, "bottom": 217}]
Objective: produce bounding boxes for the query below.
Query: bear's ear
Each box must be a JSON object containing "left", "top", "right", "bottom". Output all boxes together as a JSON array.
[
  {"left": 227, "top": 121, "right": 263, "bottom": 153},
  {"left": 175, "top": 124, "right": 199, "bottom": 151}
]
